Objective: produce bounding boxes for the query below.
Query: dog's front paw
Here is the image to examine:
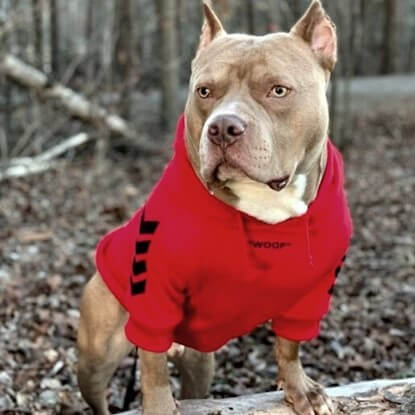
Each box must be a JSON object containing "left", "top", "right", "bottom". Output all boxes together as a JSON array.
[
  {"left": 143, "top": 393, "right": 180, "bottom": 415},
  {"left": 143, "top": 404, "right": 180, "bottom": 415},
  {"left": 279, "top": 372, "right": 335, "bottom": 415}
]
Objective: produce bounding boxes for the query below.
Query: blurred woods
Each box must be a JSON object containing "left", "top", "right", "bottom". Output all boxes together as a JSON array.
[{"left": 0, "top": 0, "right": 414, "bottom": 177}]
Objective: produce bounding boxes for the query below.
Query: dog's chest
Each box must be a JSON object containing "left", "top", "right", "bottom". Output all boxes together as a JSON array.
[{"left": 176, "top": 215, "right": 321, "bottom": 316}]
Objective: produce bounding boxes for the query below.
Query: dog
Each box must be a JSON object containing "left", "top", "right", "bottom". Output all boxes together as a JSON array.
[{"left": 77, "top": 1, "right": 352, "bottom": 414}]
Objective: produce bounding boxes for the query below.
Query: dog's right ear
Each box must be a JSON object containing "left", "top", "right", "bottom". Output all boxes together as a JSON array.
[
  {"left": 290, "top": 0, "right": 337, "bottom": 72},
  {"left": 196, "top": 2, "right": 226, "bottom": 57}
]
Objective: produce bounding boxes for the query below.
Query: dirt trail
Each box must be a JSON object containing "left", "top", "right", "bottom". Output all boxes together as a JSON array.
[{"left": 336, "top": 74, "right": 415, "bottom": 113}]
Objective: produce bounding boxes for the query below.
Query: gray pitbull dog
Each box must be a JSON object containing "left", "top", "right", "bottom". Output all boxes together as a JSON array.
[{"left": 77, "top": 1, "right": 338, "bottom": 414}]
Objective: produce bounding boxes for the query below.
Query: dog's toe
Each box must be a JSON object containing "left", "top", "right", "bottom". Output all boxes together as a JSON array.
[
  {"left": 285, "top": 392, "right": 315, "bottom": 415},
  {"left": 282, "top": 375, "right": 335, "bottom": 415},
  {"left": 305, "top": 380, "right": 335, "bottom": 415}
]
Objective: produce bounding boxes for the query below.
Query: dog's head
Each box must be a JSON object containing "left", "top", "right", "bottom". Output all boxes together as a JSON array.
[{"left": 185, "top": 0, "right": 337, "bottom": 197}]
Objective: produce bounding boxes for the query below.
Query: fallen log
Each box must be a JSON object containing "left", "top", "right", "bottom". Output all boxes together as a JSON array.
[
  {"left": 0, "top": 132, "right": 88, "bottom": 180},
  {"left": 0, "top": 54, "right": 157, "bottom": 152},
  {"left": 119, "top": 378, "right": 415, "bottom": 415},
  {"left": 0, "top": 159, "right": 56, "bottom": 180}
]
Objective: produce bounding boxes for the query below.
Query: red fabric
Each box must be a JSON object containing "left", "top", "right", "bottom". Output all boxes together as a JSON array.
[{"left": 96, "top": 115, "right": 353, "bottom": 353}]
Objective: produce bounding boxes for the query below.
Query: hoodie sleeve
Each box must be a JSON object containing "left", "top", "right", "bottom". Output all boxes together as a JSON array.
[
  {"left": 272, "top": 268, "right": 336, "bottom": 341},
  {"left": 96, "top": 206, "right": 186, "bottom": 353},
  {"left": 95, "top": 212, "right": 139, "bottom": 310},
  {"left": 124, "top": 272, "right": 185, "bottom": 353},
  {"left": 123, "top": 208, "right": 186, "bottom": 353}
]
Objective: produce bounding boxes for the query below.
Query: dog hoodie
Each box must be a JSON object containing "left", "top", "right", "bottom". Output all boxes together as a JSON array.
[{"left": 96, "top": 115, "right": 353, "bottom": 353}]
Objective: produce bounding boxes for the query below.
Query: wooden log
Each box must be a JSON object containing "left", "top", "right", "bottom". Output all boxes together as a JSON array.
[
  {"left": 0, "top": 132, "right": 88, "bottom": 180},
  {"left": 0, "top": 159, "right": 56, "bottom": 180},
  {"left": 119, "top": 378, "right": 415, "bottom": 415},
  {"left": 0, "top": 54, "right": 158, "bottom": 152}
]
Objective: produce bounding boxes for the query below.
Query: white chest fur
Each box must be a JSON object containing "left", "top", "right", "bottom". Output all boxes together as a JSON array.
[{"left": 217, "top": 166, "right": 308, "bottom": 224}]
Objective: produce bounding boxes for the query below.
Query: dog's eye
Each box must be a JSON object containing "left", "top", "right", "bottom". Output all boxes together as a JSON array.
[
  {"left": 197, "top": 87, "right": 211, "bottom": 99},
  {"left": 269, "top": 85, "right": 290, "bottom": 98}
]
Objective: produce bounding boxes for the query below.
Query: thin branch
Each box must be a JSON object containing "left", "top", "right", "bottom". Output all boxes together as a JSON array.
[
  {"left": 35, "top": 132, "right": 89, "bottom": 162},
  {"left": 0, "top": 132, "right": 90, "bottom": 181}
]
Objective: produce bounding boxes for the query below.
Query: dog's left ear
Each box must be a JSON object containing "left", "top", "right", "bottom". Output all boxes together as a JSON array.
[
  {"left": 290, "top": 0, "right": 337, "bottom": 72},
  {"left": 196, "top": 2, "right": 226, "bottom": 57}
]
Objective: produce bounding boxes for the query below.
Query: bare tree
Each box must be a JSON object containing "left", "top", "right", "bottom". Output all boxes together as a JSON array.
[
  {"left": 1, "top": 0, "right": 13, "bottom": 141},
  {"left": 408, "top": 30, "right": 415, "bottom": 72},
  {"left": 267, "top": 0, "right": 279, "bottom": 32},
  {"left": 31, "top": 0, "right": 43, "bottom": 70},
  {"left": 85, "top": 0, "right": 95, "bottom": 80},
  {"left": 157, "top": 0, "right": 179, "bottom": 131},
  {"left": 381, "top": 0, "right": 397, "bottom": 74},
  {"left": 245, "top": 0, "right": 255, "bottom": 34},
  {"left": 289, "top": 0, "right": 305, "bottom": 21},
  {"left": 211, "top": 0, "right": 232, "bottom": 30},
  {"left": 112, "top": 0, "right": 134, "bottom": 119},
  {"left": 49, "top": 0, "right": 60, "bottom": 77},
  {"left": 340, "top": 0, "right": 360, "bottom": 146},
  {"left": 354, "top": 0, "right": 369, "bottom": 75}
]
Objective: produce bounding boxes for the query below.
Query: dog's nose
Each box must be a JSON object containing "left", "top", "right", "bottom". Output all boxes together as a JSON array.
[{"left": 207, "top": 115, "right": 247, "bottom": 147}]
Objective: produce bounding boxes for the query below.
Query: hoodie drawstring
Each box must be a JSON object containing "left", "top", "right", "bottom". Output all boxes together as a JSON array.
[{"left": 304, "top": 214, "right": 314, "bottom": 267}]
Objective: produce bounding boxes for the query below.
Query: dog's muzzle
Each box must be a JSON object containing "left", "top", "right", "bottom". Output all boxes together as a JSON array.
[{"left": 207, "top": 114, "right": 247, "bottom": 149}]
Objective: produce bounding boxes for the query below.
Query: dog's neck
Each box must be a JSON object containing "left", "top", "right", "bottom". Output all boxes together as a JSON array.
[
  {"left": 185, "top": 131, "right": 328, "bottom": 225},
  {"left": 303, "top": 142, "right": 328, "bottom": 204}
]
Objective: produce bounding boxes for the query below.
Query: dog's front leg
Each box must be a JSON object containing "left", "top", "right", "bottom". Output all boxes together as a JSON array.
[
  {"left": 139, "top": 349, "right": 179, "bottom": 415},
  {"left": 275, "top": 337, "right": 334, "bottom": 415}
]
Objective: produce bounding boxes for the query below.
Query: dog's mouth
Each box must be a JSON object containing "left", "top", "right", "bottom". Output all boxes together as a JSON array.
[
  {"left": 267, "top": 176, "right": 290, "bottom": 191},
  {"left": 211, "top": 163, "right": 290, "bottom": 192}
]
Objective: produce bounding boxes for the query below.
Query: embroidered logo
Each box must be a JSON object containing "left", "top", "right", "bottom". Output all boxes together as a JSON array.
[
  {"left": 130, "top": 210, "right": 159, "bottom": 296},
  {"left": 249, "top": 240, "right": 291, "bottom": 249}
]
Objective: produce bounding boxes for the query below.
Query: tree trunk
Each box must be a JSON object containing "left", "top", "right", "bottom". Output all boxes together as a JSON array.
[
  {"left": 176, "top": 0, "right": 183, "bottom": 60},
  {"left": 157, "top": 0, "right": 180, "bottom": 132},
  {"left": 211, "top": 0, "right": 232, "bottom": 28},
  {"left": 381, "top": 0, "right": 397, "bottom": 74},
  {"left": 85, "top": 0, "right": 95, "bottom": 80},
  {"left": 112, "top": 0, "right": 133, "bottom": 120},
  {"left": 1, "top": 1, "right": 12, "bottom": 141},
  {"left": 49, "top": 0, "right": 60, "bottom": 77},
  {"left": 329, "top": 68, "right": 339, "bottom": 143},
  {"left": 31, "top": 0, "right": 43, "bottom": 70},
  {"left": 354, "top": 0, "right": 368, "bottom": 75},
  {"left": 245, "top": 0, "right": 255, "bottom": 35},
  {"left": 277, "top": 0, "right": 293, "bottom": 32},
  {"left": 267, "top": 0, "right": 279, "bottom": 32},
  {"left": 290, "top": 0, "right": 304, "bottom": 21},
  {"left": 408, "top": 31, "right": 415, "bottom": 72},
  {"left": 339, "top": 0, "right": 358, "bottom": 147}
]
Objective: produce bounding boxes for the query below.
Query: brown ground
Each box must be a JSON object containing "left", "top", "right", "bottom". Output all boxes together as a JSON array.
[{"left": 0, "top": 109, "right": 414, "bottom": 414}]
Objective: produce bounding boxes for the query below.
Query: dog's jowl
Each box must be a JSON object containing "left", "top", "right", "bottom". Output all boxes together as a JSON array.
[{"left": 77, "top": 1, "right": 352, "bottom": 415}]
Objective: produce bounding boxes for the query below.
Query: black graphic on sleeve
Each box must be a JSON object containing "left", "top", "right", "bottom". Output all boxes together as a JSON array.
[{"left": 130, "top": 210, "right": 159, "bottom": 296}]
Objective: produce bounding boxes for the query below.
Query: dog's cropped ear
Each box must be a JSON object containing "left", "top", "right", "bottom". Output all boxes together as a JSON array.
[
  {"left": 290, "top": 0, "right": 337, "bottom": 72},
  {"left": 196, "top": 2, "right": 226, "bottom": 57}
]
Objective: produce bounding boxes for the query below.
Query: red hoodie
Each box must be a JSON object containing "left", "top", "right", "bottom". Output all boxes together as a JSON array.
[{"left": 96, "top": 115, "right": 352, "bottom": 353}]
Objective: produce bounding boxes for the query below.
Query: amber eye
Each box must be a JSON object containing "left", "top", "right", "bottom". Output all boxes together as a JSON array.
[
  {"left": 197, "top": 86, "right": 211, "bottom": 99},
  {"left": 269, "top": 85, "right": 290, "bottom": 98}
]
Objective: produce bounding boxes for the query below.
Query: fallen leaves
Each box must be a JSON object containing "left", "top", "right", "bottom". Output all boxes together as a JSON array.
[{"left": 0, "top": 110, "right": 414, "bottom": 413}]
